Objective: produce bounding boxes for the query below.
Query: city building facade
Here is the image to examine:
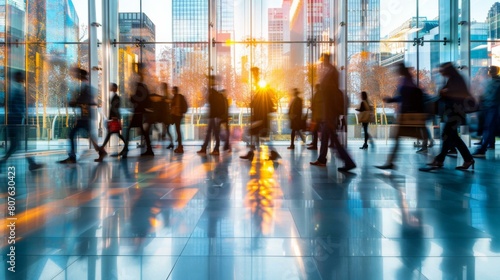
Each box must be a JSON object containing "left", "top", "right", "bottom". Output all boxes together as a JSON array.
[{"left": 0, "top": 0, "right": 499, "bottom": 145}]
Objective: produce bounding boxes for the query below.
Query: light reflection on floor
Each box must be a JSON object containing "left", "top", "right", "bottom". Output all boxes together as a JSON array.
[{"left": 1, "top": 140, "right": 500, "bottom": 280}]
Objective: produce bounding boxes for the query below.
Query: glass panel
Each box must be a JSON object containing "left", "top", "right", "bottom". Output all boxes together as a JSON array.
[
  {"left": 26, "top": 0, "right": 86, "bottom": 44},
  {"left": 417, "top": 42, "right": 447, "bottom": 95},
  {"left": 171, "top": 0, "right": 208, "bottom": 43},
  {"left": 470, "top": 0, "right": 499, "bottom": 27},
  {"left": 26, "top": 43, "right": 89, "bottom": 141},
  {"left": 0, "top": 0, "right": 485, "bottom": 146},
  {"left": 469, "top": 1, "right": 497, "bottom": 102},
  {"left": 142, "top": 0, "right": 171, "bottom": 43},
  {"left": 379, "top": 0, "right": 417, "bottom": 40},
  {"left": 347, "top": 42, "right": 391, "bottom": 111},
  {"left": 417, "top": 0, "right": 439, "bottom": 39},
  {"left": 471, "top": 1, "right": 500, "bottom": 68},
  {"left": 350, "top": 0, "right": 403, "bottom": 41}
]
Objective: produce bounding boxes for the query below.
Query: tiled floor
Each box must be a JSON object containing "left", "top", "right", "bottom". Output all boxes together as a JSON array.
[{"left": 1, "top": 140, "right": 500, "bottom": 280}]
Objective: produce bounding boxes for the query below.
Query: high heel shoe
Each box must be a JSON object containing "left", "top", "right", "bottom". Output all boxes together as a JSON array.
[
  {"left": 360, "top": 143, "right": 368, "bottom": 149},
  {"left": 166, "top": 143, "right": 174, "bottom": 149},
  {"left": 456, "top": 159, "right": 475, "bottom": 170}
]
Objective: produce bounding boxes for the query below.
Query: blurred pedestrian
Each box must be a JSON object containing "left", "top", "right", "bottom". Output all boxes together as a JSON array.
[
  {"left": 287, "top": 88, "right": 306, "bottom": 149},
  {"left": 310, "top": 53, "right": 356, "bottom": 172},
  {"left": 159, "top": 82, "right": 174, "bottom": 150},
  {"left": 170, "top": 86, "right": 188, "bottom": 154},
  {"left": 197, "top": 75, "right": 224, "bottom": 155},
  {"left": 376, "top": 63, "right": 427, "bottom": 169},
  {"left": 0, "top": 71, "right": 43, "bottom": 170},
  {"left": 220, "top": 89, "right": 231, "bottom": 152},
  {"left": 240, "top": 67, "right": 280, "bottom": 161},
  {"left": 120, "top": 64, "right": 154, "bottom": 158},
  {"left": 471, "top": 67, "right": 490, "bottom": 144},
  {"left": 425, "top": 62, "right": 474, "bottom": 170},
  {"left": 307, "top": 84, "right": 323, "bottom": 150},
  {"left": 97, "top": 83, "right": 125, "bottom": 161},
  {"left": 356, "top": 91, "right": 372, "bottom": 149},
  {"left": 58, "top": 67, "right": 104, "bottom": 164},
  {"left": 472, "top": 65, "right": 500, "bottom": 157}
]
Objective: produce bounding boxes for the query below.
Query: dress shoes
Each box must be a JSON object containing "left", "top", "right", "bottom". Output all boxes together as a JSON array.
[
  {"left": 338, "top": 164, "right": 356, "bottom": 172},
  {"left": 375, "top": 163, "right": 394, "bottom": 170},
  {"left": 310, "top": 161, "right": 326, "bottom": 167}
]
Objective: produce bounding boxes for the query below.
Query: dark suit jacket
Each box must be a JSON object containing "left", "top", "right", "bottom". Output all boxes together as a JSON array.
[
  {"left": 289, "top": 96, "right": 303, "bottom": 130},
  {"left": 320, "top": 63, "right": 344, "bottom": 127}
]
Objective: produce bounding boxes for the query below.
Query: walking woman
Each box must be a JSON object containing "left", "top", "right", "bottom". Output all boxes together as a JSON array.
[
  {"left": 171, "top": 86, "right": 188, "bottom": 154},
  {"left": 288, "top": 88, "right": 306, "bottom": 149},
  {"left": 97, "top": 83, "right": 126, "bottom": 161},
  {"left": 425, "top": 62, "right": 475, "bottom": 170},
  {"left": 356, "top": 91, "right": 372, "bottom": 149}
]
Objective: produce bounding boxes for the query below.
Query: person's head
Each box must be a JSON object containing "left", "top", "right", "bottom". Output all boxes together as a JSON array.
[
  {"left": 70, "top": 67, "right": 88, "bottom": 81},
  {"left": 321, "top": 53, "right": 331, "bottom": 66},
  {"left": 477, "top": 66, "right": 489, "bottom": 78},
  {"left": 438, "top": 62, "right": 459, "bottom": 77},
  {"left": 489, "top": 66, "right": 499, "bottom": 77},
  {"left": 361, "top": 91, "right": 368, "bottom": 101},
  {"left": 160, "top": 82, "right": 169, "bottom": 95},
  {"left": 172, "top": 86, "right": 179, "bottom": 95},
  {"left": 109, "top": 83, "right": 118, "bottom": 92},
  {"left": 208, "top": 75, "right": 219, "bottom": 87},
  {"left": 13, "top": 71, "right": 25, "bottom": 83},
  {"left": 292, "top": 88, "right": 300, "bottom": 97},
  {"left": 395, "top": 62, "right": 412, "bottom": 78}
]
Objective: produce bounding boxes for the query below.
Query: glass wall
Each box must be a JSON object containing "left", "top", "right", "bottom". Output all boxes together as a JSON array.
[{"left": 0, "top": 0, "right": 497, "bottom": 151}]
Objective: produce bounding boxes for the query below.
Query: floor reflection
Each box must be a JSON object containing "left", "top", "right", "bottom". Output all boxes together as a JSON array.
[
  {"left": 1, "top": 141, "right": 500, "bottom": 279},
  {"left": 245, "top": 146, "right": 282, "bottom": 237}
]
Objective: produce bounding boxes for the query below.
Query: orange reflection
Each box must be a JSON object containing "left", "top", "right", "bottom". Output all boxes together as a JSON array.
[
  {"left": 0, "top": 188, "right": 128, "bottom": 248},
  {"left": 244, "top": 146, "right": 283, "bottom": 235}
]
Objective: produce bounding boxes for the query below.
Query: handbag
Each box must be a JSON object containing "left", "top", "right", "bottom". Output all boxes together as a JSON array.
[
  {"left": 357, "top": 101, "right": 371, "bottom": 123},
  {"left": 107, "top": 118, "right": 122, "bottom": 133},
  {"left": 358, "top": 111, "right": 370, "bottom": 123},
  {"left": 392, "top": 113, "right": 428, "bottom": 138}
]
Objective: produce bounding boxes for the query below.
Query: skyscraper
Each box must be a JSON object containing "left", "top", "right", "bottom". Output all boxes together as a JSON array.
[
  {"left": 487, "top": 2, "right": 500, "bottom": 40},
  {"left": 172, "top": 0, "right": 208, "bottom": 43},
  {"left": 118, "top": 12, "right": 156, "bottom": 65},
  {"left": 217, "top": 0, "right": 234, "bottom": 33},
  {"left": 171, "top": 0, "right": 234, "bottom": 76},
  {"left": 347, "top": 0, "right": 380, "bottom": 58},
  {"left": 289, "top": 0, "right": 332, "bottom": 66},
  {"left": 268, "top": 2, "right": 290, "bottom": 68}
]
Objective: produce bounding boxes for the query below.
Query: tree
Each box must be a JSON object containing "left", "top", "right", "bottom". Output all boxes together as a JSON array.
[
  {"left": 267, "top": 65, "right": 308, "bottom": 133},
  {"left": 157, "top": 46, "right": 175, "bottom": 85},
  {"left": 176, "top": 50, "right": 208, "bottom": 125},
  {"left": 347, "top": 51, "right": 395, "bottom": 124},
  {"left": 25, "top": 1, "right": 84, "bottom": 139}
]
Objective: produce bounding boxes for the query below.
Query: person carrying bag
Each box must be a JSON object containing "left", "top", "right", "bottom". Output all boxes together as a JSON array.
[{"left": 356, "top": 91, "right": 372, "bottom": 149}]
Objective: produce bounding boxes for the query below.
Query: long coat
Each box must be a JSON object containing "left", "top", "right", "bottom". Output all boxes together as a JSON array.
[
  {"left": 288, "top": 96, "right": 303, "bottom": 130},
  {"left": 320, "top": 63, "right": 344, "bottom": 128},
  {"left": 129, "top": 82, "right": 150, "bottom": 127},
  {"left": 250, "top": 87, "right": 275, "bottom": 136}
]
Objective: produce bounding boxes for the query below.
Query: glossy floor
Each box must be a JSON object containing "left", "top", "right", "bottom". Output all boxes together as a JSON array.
[{"left": 1, "top": 140, "right": 500, "bottom": 280}]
